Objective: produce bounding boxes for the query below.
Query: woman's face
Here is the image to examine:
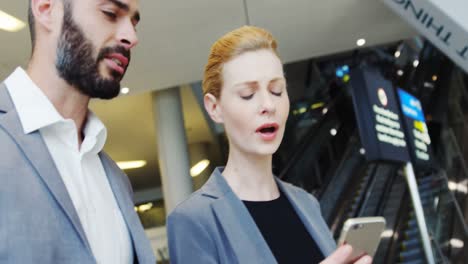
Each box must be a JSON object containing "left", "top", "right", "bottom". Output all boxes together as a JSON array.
[{"left": 209, "top": 49, "right": 290, "bottom": 157}]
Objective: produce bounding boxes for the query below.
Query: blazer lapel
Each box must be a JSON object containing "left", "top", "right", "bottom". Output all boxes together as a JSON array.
[
  {"left": 203, "top": 169, "right": 277, "bottom": 264},
  {"left": 277, "top": 179, "right": 336, "bottom": 256},
  {"left": 0, "top": 85, "right": 93, "bottom": 255},
  {"left": 100, "top": 153, "right": 155, "bottom": 264}
]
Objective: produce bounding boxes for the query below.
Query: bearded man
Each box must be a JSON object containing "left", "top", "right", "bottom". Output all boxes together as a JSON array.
[{"left": 0, "top": 1, "right": 155, "bottom": 263}]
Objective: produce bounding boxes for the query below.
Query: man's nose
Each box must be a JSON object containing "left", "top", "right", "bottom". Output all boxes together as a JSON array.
[{"left": 117, "top": 20, "right": 139, "bottom": 50}]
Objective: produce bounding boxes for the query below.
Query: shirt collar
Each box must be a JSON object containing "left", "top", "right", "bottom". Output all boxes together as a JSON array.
[
  {"left": 5, "top": 67, "right": 63, "bottom": 134},
  {"left": 4, "top": 67, "right": 107, "bottom": 154},
  {"left": 82, "top": 110, "right": 107, "bottom": 154}
]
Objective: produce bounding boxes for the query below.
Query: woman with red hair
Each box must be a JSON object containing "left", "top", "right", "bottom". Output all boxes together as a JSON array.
[{"left": 167, "top": 26, "right": 372, "bottom": 264}]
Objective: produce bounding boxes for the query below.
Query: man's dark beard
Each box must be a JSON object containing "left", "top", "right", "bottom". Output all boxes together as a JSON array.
[{"left": 55, "top": 3, "right": 131, "bottom": 99}]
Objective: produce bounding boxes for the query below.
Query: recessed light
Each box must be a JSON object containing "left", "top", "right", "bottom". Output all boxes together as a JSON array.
[
  {"left": 190, "top": 159, "right": 210, "bottom": 177},
  {"left": 137, "top": 202, "right": 153, "bottom": 213},
  {"left": 0, "top": 10, "right": 26, "bottom": 32},
  {"left": 298, "top": 107, "right": 307, "bottom": 114},
  {"left": 448, "top": 180, "right": 468, "bottom": 194},
  {"left": 450, "top": 238, "right": 464, "bottom": 249},
  {"left": 394, "top": 50, "right": 401, "bottom": 58},
  {"left": 117, "top": 160, "right": 147, "bottom": 170},
  {"left": 356, "top": 38, "right": 366, "bottom": 47},
  {"left": 413, "top": 60, "right": 419, "bottom": 67},
  {"left": 311, "top": 102, "right": 325, "bottom": 110},
  {"left": 432, "top": 75, "right": 438, "bottom": 81},
  {"left": 397, "top": 69, "right": 404, "bottom": 76},
  {"left": 330, "top": 128, "right": 337, "bottom": 136},
  {"left": 121, "top": 87, "right": 130, "bottom": 94}
]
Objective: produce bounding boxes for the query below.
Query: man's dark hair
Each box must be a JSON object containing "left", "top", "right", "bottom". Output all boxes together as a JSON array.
[{"left": 28, "top": 1, "right": 35, "bottom": 50}]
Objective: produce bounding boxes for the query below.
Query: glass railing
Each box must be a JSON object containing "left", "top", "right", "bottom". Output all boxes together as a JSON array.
[{"left": 409, "top": 118, "right": 468, "bottom": 263}]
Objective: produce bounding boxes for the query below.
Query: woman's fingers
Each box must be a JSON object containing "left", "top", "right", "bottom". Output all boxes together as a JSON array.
[
  {"left": 354, "top": 255, "right": 373, "bottom": 264},
  {"left": 320, "top": 245, "right": 353, "bottom": 264}
]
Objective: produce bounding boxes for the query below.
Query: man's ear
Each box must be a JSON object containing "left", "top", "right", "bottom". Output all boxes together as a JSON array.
[
  {"left": 30, "top": 0, "right": 57, "bottom": 33},
  {"left": 204, "top": 93, "right": 224, "bottom": 123}
]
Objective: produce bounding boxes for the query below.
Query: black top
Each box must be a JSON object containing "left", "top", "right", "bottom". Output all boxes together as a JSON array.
[{"left": 243, "top": 191, "right": 325, "bottom": 264}]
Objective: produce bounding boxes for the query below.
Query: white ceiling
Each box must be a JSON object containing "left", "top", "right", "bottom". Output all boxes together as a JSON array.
[
  {"left": 0, "top": 0, "right": 416, "bottom": 192},
  {"left": 0, "top": 0, "right": 415, "bottom": 93}
]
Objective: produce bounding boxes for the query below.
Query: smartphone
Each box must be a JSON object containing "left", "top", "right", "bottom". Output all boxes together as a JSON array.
[{"left": 337, "top": 217, "right": 386, "bottom": 260}]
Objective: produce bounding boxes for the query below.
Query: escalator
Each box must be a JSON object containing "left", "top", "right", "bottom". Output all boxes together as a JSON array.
[
  {"left": 275, "top": 54, "right": 468, "bottom": 263},
  {"left": 275, "top": 95, "right": 432, "bottom": 263}
]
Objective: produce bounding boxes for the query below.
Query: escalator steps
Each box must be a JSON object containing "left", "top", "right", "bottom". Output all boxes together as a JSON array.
[
  {"left": 407, "top": 219, "right": 417, "bottom": 229},
  {"left": 417, "top": 176, "right": 434, "bottom": 185},
  {"left": 399, "top": 247, "right": 424, "bottom": 262},
  {"left": 404, "top": 228, "right": 420, "bottom": 239},
  {"left": 397, "top": 259, "right": 425, "bottom": 264},
  {"left": 401, "top": 237, "right": 422, "bottom": 251}
]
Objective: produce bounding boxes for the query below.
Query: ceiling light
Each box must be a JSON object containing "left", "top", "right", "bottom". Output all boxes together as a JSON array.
[
  {"left": 450, "top": 238, "right": 464, "bottom": 249},
  {"left": 190, "top": 159, "right": 210, "bottom": 177},
  {"left": 322, "top": 108, "right": 328, "bottom": 115},
  {"left": 311, "top": 102, "right": 325, "bottom": 110},
  {"left": 423, "top": 82, "right": 434, "bottom": 88},
  {"left": 459, "top": 184, "right": 468, "bottom": 194},
  {"left": 121, "top": 87, "right": 130, "bottom": 94},
  {"left": 356, "top": 38, "right": 366, "bottom": 47},
  {"left": 432, "top": 75, "right": 438, "bottom": 81},
  {"left": 397, "top": 69, "right": 404, "bottom": 76},
  {"left": 0, "top": 10, "right": 26, "bottom": 32},
  {"left": 117, "top": 160, "right": 147, "bottom": 170},
  {"left": 359, "top": 148, "right": 366, "bottom": 155},
  {"left": 448, "top": 181, "right": 457, "bottom": 191},
  {"left": 330, "top": 128, "right": 337, "bottom": 136},
  {"left": 298, "top": 107, "right": 307, "bottom": 114},
  {"left": 413, "top": 60, "right": 419, "bottom": 67},
  {"left": 343, "top": 74, "right": 350, "bottom": 83},
  {"left": 394, "top": 50, "right": 401, "bottom": 58},
  {"left": 448, "top": 180, "right": 468, "bottom": 194},
  {"left": 137, "top": 202, "right": 153, "bottom": 213}
]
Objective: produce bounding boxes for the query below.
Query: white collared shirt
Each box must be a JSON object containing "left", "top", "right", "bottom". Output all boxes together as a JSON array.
[{"left": 5, "top": 67, "right": 133, "bottom": 264}]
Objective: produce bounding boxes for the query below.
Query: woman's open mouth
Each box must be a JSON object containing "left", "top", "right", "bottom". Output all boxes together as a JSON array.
[{"left": 256, "top": 123, "right": 279, "bottom": 141}]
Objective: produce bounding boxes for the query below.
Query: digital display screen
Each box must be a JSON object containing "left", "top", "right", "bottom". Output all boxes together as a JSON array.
[
  {"left": 397, "top": 88, "right": 433, "bottom": 169},
  {"left": 350, "top": 67, "right": 410, "bottom": 163}
]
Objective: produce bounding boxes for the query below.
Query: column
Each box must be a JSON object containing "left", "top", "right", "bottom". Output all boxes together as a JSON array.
[{"left": 152, "top": 87, "right": 193, "bottom": 214}]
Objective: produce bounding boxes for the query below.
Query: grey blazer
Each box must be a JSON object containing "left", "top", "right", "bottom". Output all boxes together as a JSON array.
[
  {"left": 167, "top": 167, "right": 336, "bottom": 264},
  {"left": 0, "top": 83, "right": 156, "bottom": 264}
]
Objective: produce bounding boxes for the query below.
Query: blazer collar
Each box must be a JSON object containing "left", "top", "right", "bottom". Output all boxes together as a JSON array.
[
  {"left": 200, "top": 167, "right": 334, "bottom": 260},
  {"left": 201, "top": 167, "right": 276, "bottom": 263},
  {"left": 0, "top": 83, "right": 94, "bottom": 258},
  {"left": 1, "top": 83, "right": 156, "bottom": 263},
  {"left": 0, "top": 83, "right": 13, "bottom": 113},
  {"left": 199, "top": 167, "right": 232, "bottom": 198}
]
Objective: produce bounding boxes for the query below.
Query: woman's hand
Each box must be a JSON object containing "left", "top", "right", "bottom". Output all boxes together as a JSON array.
[{"left": 320, "top": 245, "right": 372, "bottom": 264}]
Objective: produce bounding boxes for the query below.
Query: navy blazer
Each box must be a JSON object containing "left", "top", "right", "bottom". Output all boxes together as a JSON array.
[
  {"left": 167, "top": 167, "right": 336, "bottom": 263},
  {"left": 0, "top": 83, "right": 156, "bottom": 263}
]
